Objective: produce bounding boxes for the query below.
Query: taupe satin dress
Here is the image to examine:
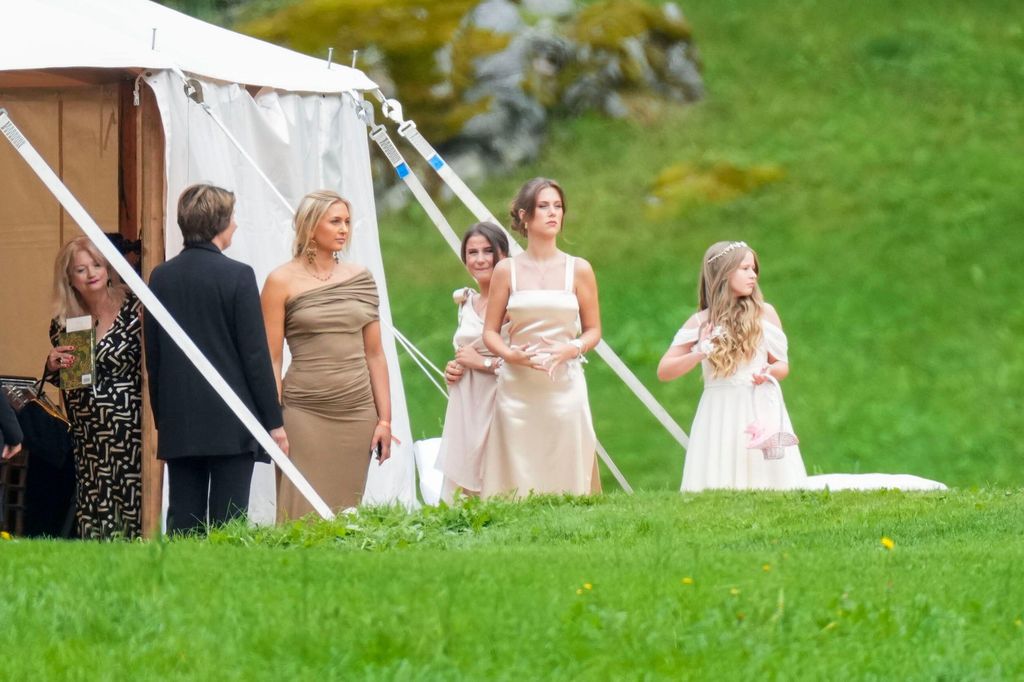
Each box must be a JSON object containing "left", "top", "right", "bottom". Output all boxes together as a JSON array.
[
  {"left": 479, "top": 256, "right": 601, "bottom": 498},
  {"left": 276, "top": 271, "right": 380, "bottom": 521}
]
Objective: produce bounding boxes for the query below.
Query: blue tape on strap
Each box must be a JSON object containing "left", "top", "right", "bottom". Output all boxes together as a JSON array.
[
  {"left": 429, "top": 154, "right": 444, "bottom": 170},
  {"left": 396, "top": 163, "right": 410, "bottom": 179}
]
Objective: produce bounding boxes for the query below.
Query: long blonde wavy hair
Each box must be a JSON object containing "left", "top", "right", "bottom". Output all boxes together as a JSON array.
[
  {"left": 51, "top": 236, "right": 127, "bottom": 325},
  {"left": 292, "top": 190, "right": 353, "bottom": 258},
  {"left": 698, "top": 241, "right": 764, "bottom": 378}
]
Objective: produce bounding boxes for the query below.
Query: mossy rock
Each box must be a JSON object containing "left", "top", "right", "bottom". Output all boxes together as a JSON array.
[
  {"left": 647, "top": 161, "right": 785, "bottom": 219},
  {"left": 572, "top": 0, "right": 692, "bottom": 52},
  {"left": 241, "top": 0, "right": 485, "bottom": 141}
]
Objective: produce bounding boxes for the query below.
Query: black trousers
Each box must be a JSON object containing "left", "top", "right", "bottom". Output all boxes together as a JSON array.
[{"left": 165, "top": 454, "right": 254, "bottom": 535}]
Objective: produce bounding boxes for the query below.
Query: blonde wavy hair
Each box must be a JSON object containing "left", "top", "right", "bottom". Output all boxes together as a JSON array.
[
  {"left": 698, "top": 241, "right": 764, "bottom": 378},
  {"left": 292, "top": 190, "right": 353, "bottom": 258},
  {"left": 51, "top": 236, "right": 127, "bottom": 325}
]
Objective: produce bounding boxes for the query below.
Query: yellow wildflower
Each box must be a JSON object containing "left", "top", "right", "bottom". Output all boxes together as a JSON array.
[
  {"left": 0, "top": 531, "right": 10, "bottom": 540},
  {"left": 576, "top": 589, "right": 583, "bottom": 595},
  {"left": 881, "top": 536, "right": 895, "bottom": 550},
  {"left": 681, "top": 577, "right": 694, "bottom": 585},
  {"left": 583, "top": 583, "right": 593, "bottom": 591},
  {"left": 762, "top": 564, "right": 772, "bottom": 572},
  {"left": 730, "top": 587, "right": 741, "bottom": 596}
]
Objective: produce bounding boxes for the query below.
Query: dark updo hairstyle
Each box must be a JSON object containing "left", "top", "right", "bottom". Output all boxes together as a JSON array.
[
  {"left": 460, "top": 222, "right": 510, "bottom": 264},
  {"left": 508, "top": 177, "right": 567, "bottom": 237}
]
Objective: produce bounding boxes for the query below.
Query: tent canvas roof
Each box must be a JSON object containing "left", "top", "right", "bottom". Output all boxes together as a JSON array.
[{"left": 1, "top": 0, "right": 377, "bottom": 93}]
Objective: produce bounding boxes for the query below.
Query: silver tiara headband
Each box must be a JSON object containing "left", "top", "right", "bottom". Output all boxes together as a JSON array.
[{"left": 706, "top": 241, "right": 748, "bottom": 264}]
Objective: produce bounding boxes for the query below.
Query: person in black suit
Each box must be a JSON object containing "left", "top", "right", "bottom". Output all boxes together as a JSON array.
[
  {"left": 1, "top": 392, "right": 23, "bottom": 461},
  {"left": 145, "top": 184, "right": 289, "bottom": 534}
]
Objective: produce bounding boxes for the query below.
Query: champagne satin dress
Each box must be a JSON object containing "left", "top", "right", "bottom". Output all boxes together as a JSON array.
[
  {"left": 276, "top": 270, "right": 380, "bottom": 520},
  {"left": 479, "top": 256, "right": 601, "bottom": 498}
]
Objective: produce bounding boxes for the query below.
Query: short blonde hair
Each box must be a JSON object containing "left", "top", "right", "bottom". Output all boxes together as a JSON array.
[
  {"left": 51, "top": 236, "right": 127, "bottom": 324},
  {"left": 292, "top": 190, "right": 353, "bottom": 258}
]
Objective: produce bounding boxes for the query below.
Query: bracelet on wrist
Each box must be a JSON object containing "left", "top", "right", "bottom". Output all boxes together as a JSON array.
[
  {"left": 377, "top": 419, "right": 391, "bottom": 428},
  {"left": 568, "top": 339, "right": 585, "bottom": 358}
]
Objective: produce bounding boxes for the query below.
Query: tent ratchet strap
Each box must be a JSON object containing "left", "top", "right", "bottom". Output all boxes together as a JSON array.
[
  {"left": 0, "top": 107, "right": 335, "bottom": 521},
  {"left": 396, "top": 120, "right": 501, "bottom": 226},
  {"left": 365, "top": 123, "right": 462, "bottom": 253},
  {"left": 382, "top": 104, "right": 690, "bottom": 451}
]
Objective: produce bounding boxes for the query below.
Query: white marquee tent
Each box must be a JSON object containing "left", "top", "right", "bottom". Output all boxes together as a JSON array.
[{"left": 0, "top": 0, "right": 417, "bottom": 530}]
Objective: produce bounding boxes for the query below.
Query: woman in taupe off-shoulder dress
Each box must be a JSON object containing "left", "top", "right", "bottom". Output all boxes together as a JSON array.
[{"left": 261, "top": 190, "right": 394, "bottom": 521}]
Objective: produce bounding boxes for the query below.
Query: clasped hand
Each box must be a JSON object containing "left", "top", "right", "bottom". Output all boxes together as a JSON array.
[
  {"left": 506, "top": 337, "right": 577, "bottom": 379},
  {"left": 445, "top": 346, "right": 488, "bottom": 385}
]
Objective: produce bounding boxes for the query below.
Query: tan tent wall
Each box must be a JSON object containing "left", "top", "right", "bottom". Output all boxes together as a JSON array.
[{"left": 1, "top": 72, "right": 165, "bottom": 537}]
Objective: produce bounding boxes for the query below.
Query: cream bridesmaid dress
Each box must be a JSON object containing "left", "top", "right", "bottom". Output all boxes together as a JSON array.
[
  {"left": 479, "top": 256, "right": 601, "bottom": 498},
  {"left": 435, "top": 287, "right": 508, "bottom": 500}
]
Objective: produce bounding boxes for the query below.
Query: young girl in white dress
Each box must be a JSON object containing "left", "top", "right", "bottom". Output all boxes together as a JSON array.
[
  {"left": 658, "top": 241, "right": 807, "bottom": 491},
  {"left": 435, "top": 223, "right": 510, "bottom": 501}
]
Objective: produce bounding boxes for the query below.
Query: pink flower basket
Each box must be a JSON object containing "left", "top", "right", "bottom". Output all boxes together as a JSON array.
[{"left": 745, "top": 376, "right": 799, "bottom": 460}]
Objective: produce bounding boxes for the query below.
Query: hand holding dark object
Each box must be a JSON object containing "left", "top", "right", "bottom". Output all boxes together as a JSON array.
[
  {"left": 371, "top": 420, "right": 398, "bottom": 463},
  {"left": 2, "top": 442, "right": 22, "bottom": 460}
]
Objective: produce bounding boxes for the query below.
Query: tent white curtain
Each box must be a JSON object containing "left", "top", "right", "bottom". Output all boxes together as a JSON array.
[{"left": 148, "top": 71, "right": 416, "bottom": 522}]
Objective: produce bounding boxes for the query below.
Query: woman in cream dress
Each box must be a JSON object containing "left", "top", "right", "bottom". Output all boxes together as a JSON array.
[
  {"left": 262, "top": 190, "right": 394, "bottom": 520},
  {"left": 435, "top": 223, "right": 510, "bottom": 500},
  {"left": 479, "top": 178, "right": 602, "bottom": 498}
]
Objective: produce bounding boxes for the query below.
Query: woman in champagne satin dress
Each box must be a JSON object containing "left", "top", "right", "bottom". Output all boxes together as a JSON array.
[
  {"left": 262, "top": 190, "right": 394, "bottom": 520},
  {"left": 479, "top": 178, "right": 602, "bottom": 498}
]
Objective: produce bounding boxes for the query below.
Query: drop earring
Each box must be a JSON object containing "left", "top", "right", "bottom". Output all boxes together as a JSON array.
[
  {"left": 305, "top": 245, "right": 317, "bottom": 264},
  {"left": 332, "top": 250, "right": 340, "bottom": 264}
]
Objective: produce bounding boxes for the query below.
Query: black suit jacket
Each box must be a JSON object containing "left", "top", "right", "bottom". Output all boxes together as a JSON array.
[
  {"left": 144, "top": 242, "right": 282, "bottom": 461},
  {"left": 0, "top": 390, "right": 23, "bottom": 447}
]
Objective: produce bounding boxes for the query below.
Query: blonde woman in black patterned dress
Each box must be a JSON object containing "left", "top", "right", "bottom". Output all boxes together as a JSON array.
[{"left": 46, "top": 236, "right": 142, "bottom": 539}]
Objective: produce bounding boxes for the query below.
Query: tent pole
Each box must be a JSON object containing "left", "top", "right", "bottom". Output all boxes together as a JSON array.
[{"left": 0, "top": 107, "right": 335, "bottom": 523}]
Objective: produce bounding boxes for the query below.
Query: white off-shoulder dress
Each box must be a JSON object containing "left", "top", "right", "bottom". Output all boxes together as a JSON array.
[
  {"left": 672, "top": 319, "right": 807, "bottom": 491},
  {"left": 670, "top": 317, "right": 946, "bottom": 493}
]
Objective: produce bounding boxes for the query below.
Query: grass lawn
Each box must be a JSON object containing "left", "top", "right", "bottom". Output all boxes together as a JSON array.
[
  {"left": 6, "top": 1, "right": 1024, "bottom": 678},
  {"left": 4, "top": 489, "right": 1024, "bottom": 679}
]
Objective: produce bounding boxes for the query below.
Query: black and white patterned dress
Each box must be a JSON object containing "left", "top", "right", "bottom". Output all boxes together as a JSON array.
[{"left": 49, "top": 292, "right": 142, "bottom": 539}]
